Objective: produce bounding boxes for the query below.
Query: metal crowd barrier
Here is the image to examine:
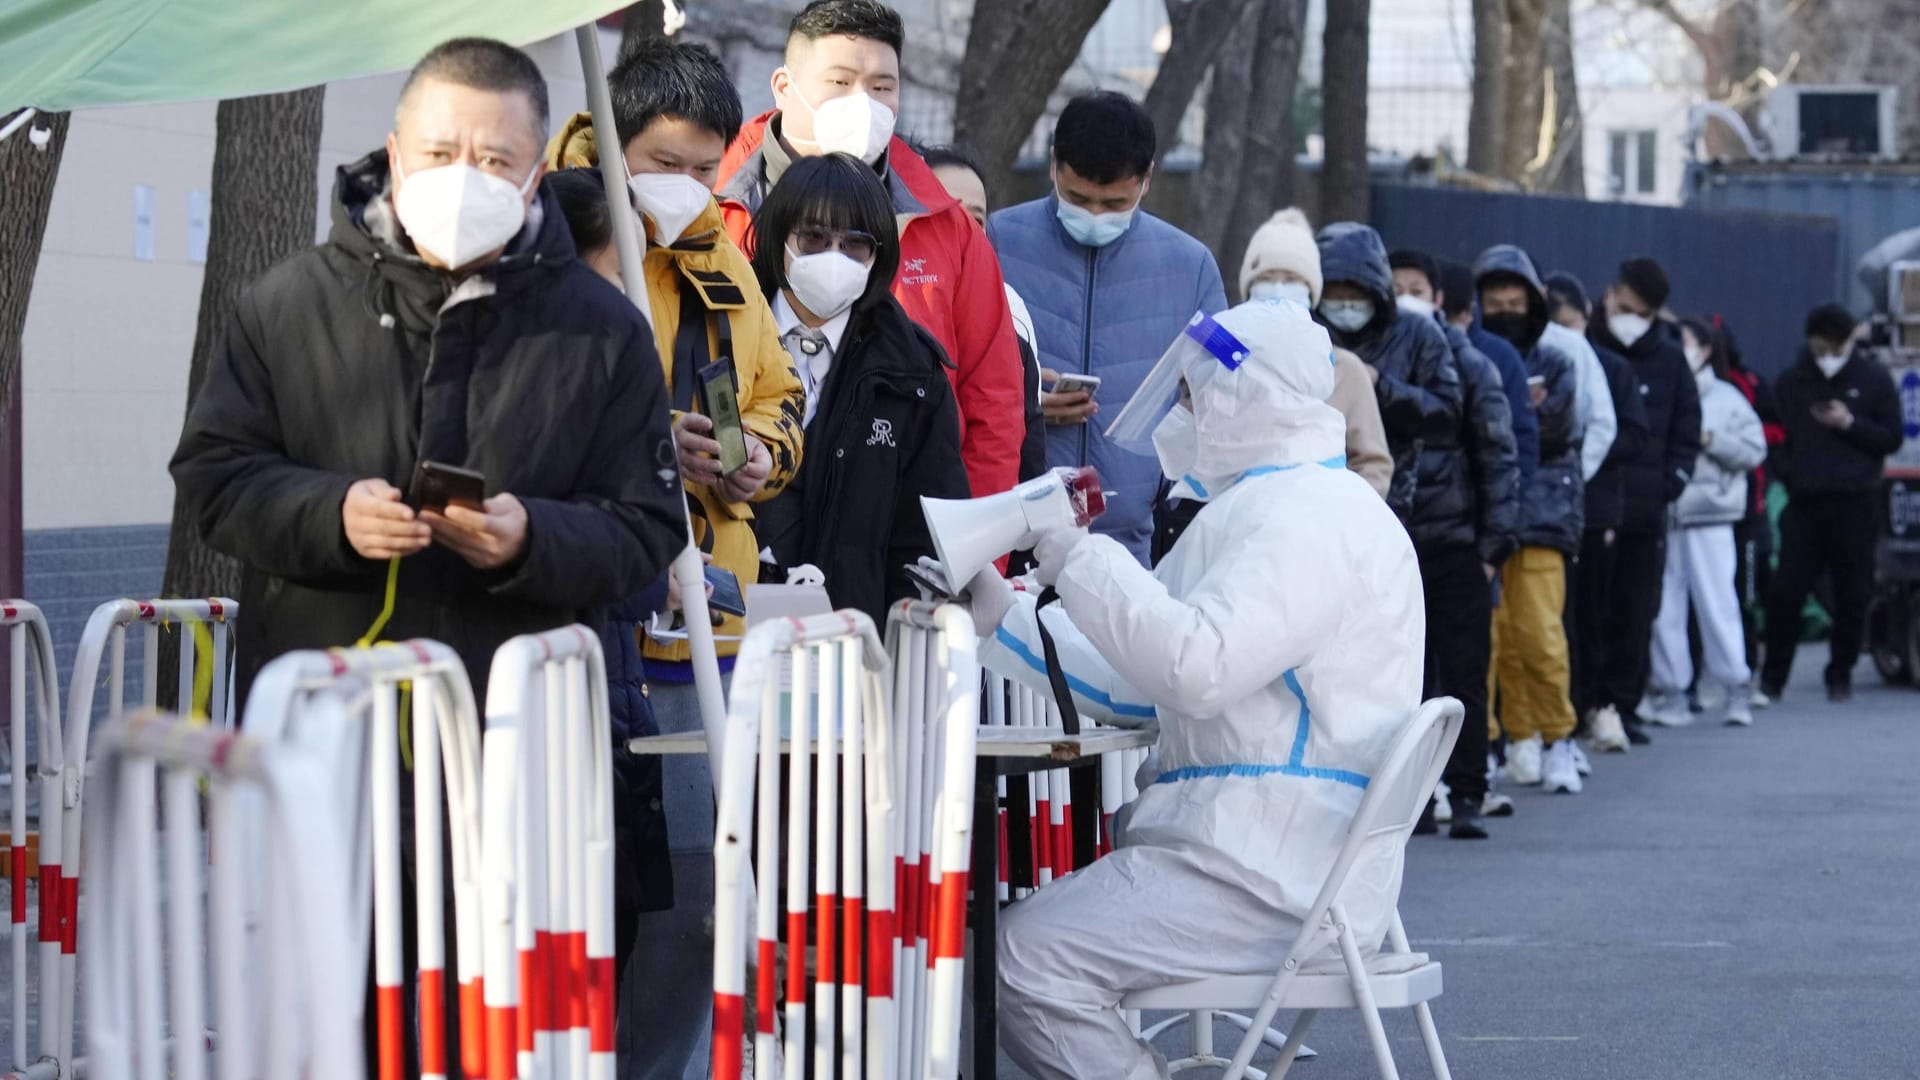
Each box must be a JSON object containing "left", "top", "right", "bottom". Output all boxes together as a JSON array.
[{"left": 2, "top": 602, "right": 61, "bottom": 1080}]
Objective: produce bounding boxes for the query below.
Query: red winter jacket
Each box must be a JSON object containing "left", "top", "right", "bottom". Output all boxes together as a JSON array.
[{"left": 716, "top": 112, "right": 1025, "bottom": 497}]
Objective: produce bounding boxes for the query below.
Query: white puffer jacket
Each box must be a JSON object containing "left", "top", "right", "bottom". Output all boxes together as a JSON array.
[{"left": 1675, "top": 370, "right": 1766, "bottom": 527}]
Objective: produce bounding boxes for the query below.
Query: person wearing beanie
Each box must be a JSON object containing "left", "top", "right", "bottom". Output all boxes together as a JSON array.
[
  {"left": 1589, "top": 256, "right": 1702, "bottom": 738},
  {"left": 1239, "top": 208, "right": 1393, "bottom": 498}
]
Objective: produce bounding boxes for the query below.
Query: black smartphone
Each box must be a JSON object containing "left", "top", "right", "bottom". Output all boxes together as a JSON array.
[
  {"left": 704, "top": 564, "right": 747, "bottom": 617},
  {"left": 409, "top": 461, "right": 486, "bottom": 512},
  {"left": 695, "top": 357, "right": 751, "bottom": 476}
]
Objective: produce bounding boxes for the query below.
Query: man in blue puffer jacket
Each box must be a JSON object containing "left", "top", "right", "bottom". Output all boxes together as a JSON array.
[{"left": 989, "top": 91, "right": 1227, "bottom": 565}]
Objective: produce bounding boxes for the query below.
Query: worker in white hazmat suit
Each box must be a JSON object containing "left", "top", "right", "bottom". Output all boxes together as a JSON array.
[{"left": 963, "top": 298, "right": 1426, "bottom": 1080}]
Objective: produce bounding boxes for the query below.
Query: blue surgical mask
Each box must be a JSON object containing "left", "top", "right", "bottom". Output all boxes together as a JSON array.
[{"left": 1055, "top": 194, "right": 1136, "bottom": 248}]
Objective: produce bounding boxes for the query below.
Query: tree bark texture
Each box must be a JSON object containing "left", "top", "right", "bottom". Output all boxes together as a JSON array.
[
  {"left": 1541, "top": 0, "right": 1585, "bottom": 194},
  {"left": 953, "top": 0, "right": 1115, "bottom": 204},
  {"left": 1143, "top": 0, "right": 1262, "bottom": 167},
  {"left": 161, "top": 89, "right": 325, "bottom": 636},
  {"left": 1466, "top": 0, "right": 1508, "bottom": 175},
  {"left": 1319, "top": 0, "right": 1371, "bottom": 223},
  {"left": 1500, "top": 0, "right": 1546, "bottom": 183},
  {"left": 0, "top": 110, "right": 71, "bottom": 444},
  {"left": 619, "top": 0, "right": 670, "bottom": 60}
]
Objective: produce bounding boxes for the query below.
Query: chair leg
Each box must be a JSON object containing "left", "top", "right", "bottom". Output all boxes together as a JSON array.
[
  {"left": 1336, "top": 912, "right": 1401, "bottom": 1080},
  {"left": 1193, "top": 1010, "right": 1215, "bottom": 1057},
  {"left": 1269, "top": 1010, "right": 1319, "bottom": 1080},
  {"left": 1412, "top": 1001, "right": 1453, "bottom": 1080},
  {"left": 1138, "top": 1012, "right": 1190, "bottom": 1043},
  {"left": 1218, "top": 1011, "right": 1317, "bottom": 1059}
]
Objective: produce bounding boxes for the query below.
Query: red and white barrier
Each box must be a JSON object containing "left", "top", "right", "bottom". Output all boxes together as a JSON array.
[
  {"left": 2, "top": 602, "right": 61, "bottom": 1079},
  {"left": 481, "top": 626, "right": 615, "bottom": 1080}
]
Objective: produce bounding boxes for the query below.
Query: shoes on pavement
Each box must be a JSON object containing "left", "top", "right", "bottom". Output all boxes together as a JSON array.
[
  {"left": 1758, "top": 681, "right": 1784, "bottom": 703},
  {"left": 1567, "top": 740, "right": 1594, "bottom": 776},
  {"left": 1749, "top": 685, "right": 1774, "bottom": 709},
  {"left": 1635, "top": 693, "right": 1664, "bottom": 724},
  {"left": 1644, "top": 690, "right": 1695, "bottom": 727},
  {"left": 1433, "top": 782, "right": 1453, "bottom": 823},
  {"left": 1415, "top": 798, "right": 1440, "bottom": 835},
  {"left": 1828, "top": 680, "right": 1853, "bottom": 703},
  {"left": 1726, "top": 685, "right": 1754, "bottom": 726},
  {"left": 1541, "top": 738, "right": 1584, "bottom": 794},
  {"left": 1585, "top": 705, "right": 1630, "bottom": 753},
  {"left": 1697, "top": 678, "right": 1727, "bottom": 713},
  {"left": 1448, "top": 796, "right": 1488, "bottom": 839},
  {"left": 1483, "top": 792, "right": 1516, "bottom": 817},
  {"left": 1505, "top": 735, "right": 1544, "bottom": 786}
]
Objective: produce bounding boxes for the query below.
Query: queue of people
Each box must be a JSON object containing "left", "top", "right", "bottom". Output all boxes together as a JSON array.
[{"left": 161, "top": 4, "right": 1909, "bottom": 1076}]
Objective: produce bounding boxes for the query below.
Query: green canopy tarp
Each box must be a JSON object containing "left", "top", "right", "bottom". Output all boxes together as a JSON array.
[{"left": 0, "top": 0, "right": 628, "bottom": 114}]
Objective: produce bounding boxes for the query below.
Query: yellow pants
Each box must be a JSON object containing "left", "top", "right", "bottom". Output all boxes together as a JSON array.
[{"left": 1488, "top": 546, "right": 1577, "bottom": 744}]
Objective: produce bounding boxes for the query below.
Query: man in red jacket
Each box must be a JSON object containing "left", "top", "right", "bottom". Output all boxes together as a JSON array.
[{"left": 715, "top": 0, "right": 1025, "bottom": 497}]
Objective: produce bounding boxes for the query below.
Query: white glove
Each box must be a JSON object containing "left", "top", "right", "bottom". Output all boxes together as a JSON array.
[
  {"left": 963, "top": 566, "right": 1016, "bottom": 638},
  {"left": 1033, "top": 527, "right": 1089, "bottom": 587}
]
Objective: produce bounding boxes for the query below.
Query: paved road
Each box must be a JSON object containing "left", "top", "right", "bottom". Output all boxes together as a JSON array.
[{"left": 996, "top": 644, "right": 1920, "bottom": 1079}]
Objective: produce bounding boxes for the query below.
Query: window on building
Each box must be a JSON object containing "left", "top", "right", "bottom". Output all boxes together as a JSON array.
[{"left": 1607, "top": 128, "right": 1659, "bottom": 198}]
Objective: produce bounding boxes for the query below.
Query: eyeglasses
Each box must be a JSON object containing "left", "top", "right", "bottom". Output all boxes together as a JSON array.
[{"left": 791, "top": 225, "right": 879, "bottom": 263}]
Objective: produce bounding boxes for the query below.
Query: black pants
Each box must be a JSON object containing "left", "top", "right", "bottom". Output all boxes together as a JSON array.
[
  {"left": 1566, "top": 527, "right": 1618, "bottom": 719},
  {"left": 1734, "top": 514, "right": 1772, "bottom": 674},
  {"left": 1600, "top": 529, "right": 1667, "bottom": 714},
  {"left": 1762, "top": 492, "right": 1877, "bottom": 690},
  {"left": 1420, "top": 544, "right": 1493, "bottom": 802}
]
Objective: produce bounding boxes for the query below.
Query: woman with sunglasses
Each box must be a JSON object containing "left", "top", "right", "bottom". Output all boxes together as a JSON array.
[{"left": 748, "top": 152, "right": 969, "bottom": 623}]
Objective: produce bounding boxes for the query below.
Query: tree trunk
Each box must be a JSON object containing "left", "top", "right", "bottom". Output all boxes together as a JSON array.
[
  {"left": 1319, "top": 0, "right": 1371, "bottom": 222},
  {"left": 1142, "top": 0, "right": 1262, "bottom": 167},
  {"left": 161, "top": 89, "right": 325, "bottom": 632},
  {"left": 1210, "top": 0, "right": 1310, "bottom": 299},
  {"left": 619, "top": 0, "right": 669, "bottom": 60},
  {"left": 1466, "top": 0, "right": 1508, "bottom": 175},
  {"left": 953, "top": 0, "right": 1115, "bottom": 203},
  {"left": 1541, "top": 0, "right": 1585, "bottom": 195},
  {"left": 1188, "top": 1, "right": 1266, "bottom": 255},
  {"left": 1500, "top": 0, "right": 1546, "bottom": 184}
]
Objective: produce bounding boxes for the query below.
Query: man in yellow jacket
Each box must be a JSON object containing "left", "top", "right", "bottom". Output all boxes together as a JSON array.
[{"left": 546, "top": 36, "right": 804, "bottom": 1079}]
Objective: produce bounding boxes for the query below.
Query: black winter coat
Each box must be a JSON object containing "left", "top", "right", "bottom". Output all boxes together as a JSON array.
[
  {"left": 1437, "top": 324, "right": 1520, "bottom": 565},
  {"left": 1772, "top": 347, "right": 1906, "bottom": 497},
  {"left": 171, "top": 151, "right": 685, "bottom": 705},
  {"left": 1316, "top": 223, "right": 1464, "bottom": 522},
  {"left": 1589, "top": 319, "right": 1702, "bottom": 532},
  {"left": 755, "top": 296, "right": 970, "bottom": 624},
  {"left": 1582, "top": 343, "right": 1650, "bottom": 534}
]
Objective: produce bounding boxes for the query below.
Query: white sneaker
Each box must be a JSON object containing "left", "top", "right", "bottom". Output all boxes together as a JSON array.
[
  {"left": 1726, "top": 689, "right": 1754, "bottom": 726},
  {"left": 1567, "top": 740, "right": 1593, "bottom": 776},
  {"left": 1643, "top": 691, "right": 1694, "bottom": 727},
  {"left": 1505, "top": 735, "right": 1544, "bottom": 786},
  {"left": 1635, "top": 692, "right": 1666, "bottom": 724},
  {"left": 1541, "top": 739, "right": 1584, "bottom": 793},
  {"left": 1433, "top": 782, "right": 1453, "bottom": 823},
  {"left": 1749, "top": 685, "right": 1774, "bottom": 709},
  {"left": 1697, "top": 679, "right": 1727, "bottom": 713},
  {"left": 1585, "top": 705, "right": 1630, "bottom": 753},
  {"left": 1482, "top": 792, "right": 1516, "bottom": 817}
]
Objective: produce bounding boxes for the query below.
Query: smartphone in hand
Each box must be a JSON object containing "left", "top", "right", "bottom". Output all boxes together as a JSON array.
[
  {"left": 696, "top": 358, "right": 751, "bottom": 475},
  {"left": 409, "top": 461, "right": 486, "bottom": 513},
  {"left": 1050, "top": 373, "right": 1103, "bottom": 396}
]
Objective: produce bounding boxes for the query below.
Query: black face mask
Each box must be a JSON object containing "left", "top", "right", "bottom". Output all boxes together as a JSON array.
[{"left": 1482, "top": 311, "right": 1531, "bottom": 345}]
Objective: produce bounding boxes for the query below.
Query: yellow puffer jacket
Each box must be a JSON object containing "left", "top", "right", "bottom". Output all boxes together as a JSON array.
[{"left": 548, "top": 113, "right": 806, "bottom": 661}]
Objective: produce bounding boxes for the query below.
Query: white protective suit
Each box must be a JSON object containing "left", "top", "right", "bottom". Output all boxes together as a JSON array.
[{"left": 982, "top": 299, "right": 1426, "bottom": 1080}]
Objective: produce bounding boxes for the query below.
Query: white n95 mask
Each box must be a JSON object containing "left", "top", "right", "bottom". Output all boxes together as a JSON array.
[
  {"left": 1151, "top": 404, "right": 1199, "bottom": 483},
  {"left": 629, "top": 172, "right": 712, "bottom": 244},
  {"left": 1608, "top": 312, "right": 1652, "bottom": 347},
  {"left": 1396, "top": 294, "right": 1436, "bottom": 319},
  {"left": 393, "top": 157, "right": 539, "bottom": 270},
  {"left": 785, "top": 247, "right": 871, "bottom": 321},
  {"left": 790, "top": 88, "right": 896, "bottom": 164},
  {"left": 1814, "top": 352, "right": 1849, "bottom": 379}
]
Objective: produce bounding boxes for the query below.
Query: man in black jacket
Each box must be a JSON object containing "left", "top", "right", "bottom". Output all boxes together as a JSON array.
[
  {"left": 1761, "top": 304, "right": 1907, "bottom": 701},
  {"left": 1390, "top": 249, "right": 1518, "bottom": 838},
  {"left": 1586, "top": 257, "right": 1701, "bottom": 738}
]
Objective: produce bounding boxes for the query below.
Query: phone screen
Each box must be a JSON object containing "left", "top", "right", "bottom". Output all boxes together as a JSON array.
[
  {"left": 698, "top": 359, "right": 750, "bottom": 475},
  {"left": 704, "top": 565, "right": 747, "bottom": 616}
]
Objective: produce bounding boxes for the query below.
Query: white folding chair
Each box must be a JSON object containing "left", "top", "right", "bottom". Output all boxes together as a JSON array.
[
  {"left": 1, "top": 602, "right": 62, "bottom": 1080},
  {"left": 1120, "top": 697, "right": 1465, "bottom": 1080}
]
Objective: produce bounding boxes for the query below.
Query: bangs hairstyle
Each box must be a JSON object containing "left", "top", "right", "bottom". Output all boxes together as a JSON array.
[
  {"left": 610, "top": 37, "right": 744, "bottom": 148},
  {"left": 750, "top": 153, "right": 901, "bottom": 311},
  {"left": 1387, "top": 248, "right": 1440, "bottom": 293},
  {"left": 1678, "top": 315, "right": 1730, "bottom": 378},
  {"left": 788, "top": 0, "right": 905, "bottom": 58}
]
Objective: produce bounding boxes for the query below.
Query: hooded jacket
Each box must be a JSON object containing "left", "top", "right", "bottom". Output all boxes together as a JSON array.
[
  {"left": 1468, "top": 325, "right": 1541, "bottom": 489},
  {"left": 988, "top": 193, "right": 1229, "bottom": 563},
  {"left": 1314, "top": 223, "right": 1464, "bottom": 522},
  {"left": 1589, "top": 316, "right": 1702, "bottom": 532},
  {"left": 1677, "top": 369, "right": 1767, "bottom": 526},
  {"left": 1770, "top": 346, "right": 1906, "bottom": 497},
  {"left": 717, "top": 113, "right": 1025, "bottom": 500},
  {"left": 1440, "top": 323, "right": 1521, "bottom": 565},
  {"left": 171, "top": 150, "right": 685, "bottom": 707},
  {"left": 1471, "top": 245, "right": 1585, "bottom": 553},
  {"left": 547, "top": 114, "right": 807, "bottom": 667},
  {"left": 1583, "top": 342, "right": 1651, "bottom": 534}
]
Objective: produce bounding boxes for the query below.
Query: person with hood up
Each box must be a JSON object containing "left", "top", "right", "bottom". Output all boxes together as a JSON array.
[
  {"left": 1586, "top": 258, "right": 1702, "bottom": 734},
  {"left": 1645, "top": 318, "right": 1767, "bottom": 727},
  {"left": 1313, "top": 222, "right": 1463, "bottom": 520},
  {"left": 1473, "top": 245, "right": 1587, "bottom": 795},
  {"left": 961, "top": 298, "right": 1424, "bottom": 1080}
]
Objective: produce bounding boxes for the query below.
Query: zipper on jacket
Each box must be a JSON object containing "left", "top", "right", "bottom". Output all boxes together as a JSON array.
[{"left": 1079, "top": 245, "right": 1097, "bottom": 467}]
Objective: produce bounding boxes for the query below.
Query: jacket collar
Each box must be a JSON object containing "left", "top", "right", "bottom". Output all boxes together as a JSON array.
[
  {"left": 718, "top": 111, "right": 940, "bottom": 225},
  {"left": 331, "top": 149, "right": 571, "bottom": 282}
]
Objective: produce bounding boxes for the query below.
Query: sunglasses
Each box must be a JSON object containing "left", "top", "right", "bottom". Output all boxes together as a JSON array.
[{"left": 791, "top": 225, "right": 879, "bottom": 263}]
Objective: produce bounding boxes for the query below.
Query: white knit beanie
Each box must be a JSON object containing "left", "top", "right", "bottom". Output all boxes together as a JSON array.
[{"left": 1240, "top": 208, "right": 1324, "bottom": 304}]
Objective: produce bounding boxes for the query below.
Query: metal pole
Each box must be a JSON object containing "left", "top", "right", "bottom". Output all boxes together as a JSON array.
[
  {"left": 573, "top": 24, "right": 729, "bottom": 776},
  {"left": 0, "top": 109, "right": 35, "bottom": 145}
]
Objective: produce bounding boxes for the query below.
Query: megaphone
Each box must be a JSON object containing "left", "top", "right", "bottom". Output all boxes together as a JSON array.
[{"left": 921, "top": 466, "right": 1107, "bottom": 587}]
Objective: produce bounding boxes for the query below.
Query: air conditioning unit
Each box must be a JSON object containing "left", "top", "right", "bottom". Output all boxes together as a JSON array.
[{"left": 1762, "top": 85, "right": 1898, "bottom": 160}]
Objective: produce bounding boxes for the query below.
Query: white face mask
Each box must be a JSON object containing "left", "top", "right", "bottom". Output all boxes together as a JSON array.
[
  {"left": 1320, "top": 298, "right": 1375, "bottom": 333},
  {"left": 1814, "top": 352, "right": 1849, "bottom": 379},
  {"left": 1151, "top": 403, "right": 1199, "bottom": 486},
  {"left": 392, "top": 156, "right": 539, "bottom": 270},
  {"left": 1608, "top": 312, "right": 1652, "bottom": 347},
  {"left": 628, "top": 172, "right": 712, "bottom": 245},
  {"left": 785, "top": 246, "right": 871, "bottom": 322},
  {"left": 788, "top": 85, "right": 896, "bottom": 164},
  {"left": 1396, "top": 294, "right": 1436, "bottom": 320},
  {"left": 1249, "top": 279, "right": 1312, "bottom": 307}
]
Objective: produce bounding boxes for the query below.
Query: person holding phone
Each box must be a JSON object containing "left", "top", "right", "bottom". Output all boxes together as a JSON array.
[{"left": 747, "top": 152, "right": 969, "bottom": 623}]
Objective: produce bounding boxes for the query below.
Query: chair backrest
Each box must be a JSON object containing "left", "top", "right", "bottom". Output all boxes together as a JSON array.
[
  {"left": 81, "top": 713, "right": 365, "bottom": 1080},
  {"left": 2, "top": 601, "right": 63, "bottom": 1073},
  {"left": 1285, "top": 697, "right": 1463, "bottom": 963},
  {"left": 482, "top": 625, "right": 615, "bottom": 1080}
]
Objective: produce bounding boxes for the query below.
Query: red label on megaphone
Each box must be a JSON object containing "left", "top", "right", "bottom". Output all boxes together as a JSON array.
[{"left": 1063, "top": 466, "right": 1106, "bottom": 527}]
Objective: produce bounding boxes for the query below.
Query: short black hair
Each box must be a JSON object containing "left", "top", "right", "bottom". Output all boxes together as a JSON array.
[
  {"left": 788, "top": 0, "right": 905, "bottom": 57},
  {"left": 1436, "top": 259, "right": 1475, "bottom": 319},
  {"left": 547, "top": 167, "right": 614, "bottom": 256},
  {"left": 920, "top": 143, "right": 985, "bottom": 180},
  {"left": 399, "top": 38, "right": 549, "bottom": 142},
  {"left": 750, "top": 152, "right": 901, "bottom": 312},
  {"left": 1616, "top": 256, "right": 1671, "bottom": 310},
  {"left": 609, "top": 37, "right": 743, "bottom": 149},
  {"left": 1543, "top": 271, "right": 1590, "bottom": 321},
  {"left": 1052, "top": 91, "right": 1156, "bottom": 185},
  {"left": 1805, "top": 303, "right": 1856, "bottom": 344},
  {"left": 1387, "top": 249, "right": 1440, "bottom": 293}
]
